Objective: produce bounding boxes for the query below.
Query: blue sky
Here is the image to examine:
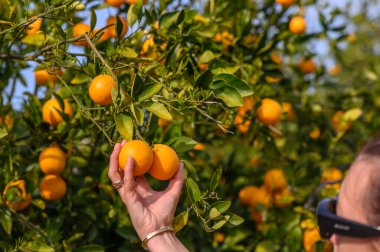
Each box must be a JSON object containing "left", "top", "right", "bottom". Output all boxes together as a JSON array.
[{"left": 4, "top": 0, "right": 364, "bottom": 110}]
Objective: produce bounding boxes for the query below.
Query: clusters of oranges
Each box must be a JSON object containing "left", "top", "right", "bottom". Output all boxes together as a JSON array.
[
  {"left": 118, "top": 140, "right": 179, "bottom": 180},
  {"left": 38, "top": 144, "right": 68, "bottom": 201},
  {"left": 239, "top": 169, "right": 292, "bottom": 228}
]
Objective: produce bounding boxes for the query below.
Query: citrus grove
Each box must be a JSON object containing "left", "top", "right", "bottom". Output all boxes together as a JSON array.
[{"left": 0, "top": 0, "right": 376, "bottom": 251}]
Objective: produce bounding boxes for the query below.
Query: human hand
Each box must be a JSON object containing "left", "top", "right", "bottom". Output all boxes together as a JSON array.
[{"left": 108, "top": 141, "right": 185, "bottom": 243}]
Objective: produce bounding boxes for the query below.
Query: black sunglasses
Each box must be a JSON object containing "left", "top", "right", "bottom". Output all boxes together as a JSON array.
[{"left": 317, "top": 197, "right": 380, "bottom": 239}]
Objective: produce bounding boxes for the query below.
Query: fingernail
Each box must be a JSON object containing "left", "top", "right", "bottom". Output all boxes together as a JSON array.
[{"left": 122, "top": 140, "right": 127, "bottom": 145}]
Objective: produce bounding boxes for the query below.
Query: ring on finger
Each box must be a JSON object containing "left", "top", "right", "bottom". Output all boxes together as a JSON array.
[{"left": 112, "top": 179, "right": 124, "bottom": 190}]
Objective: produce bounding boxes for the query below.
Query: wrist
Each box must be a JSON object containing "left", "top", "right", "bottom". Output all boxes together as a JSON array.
[{"left": 146, "top": 231, "right": 188, "bottom": 252}]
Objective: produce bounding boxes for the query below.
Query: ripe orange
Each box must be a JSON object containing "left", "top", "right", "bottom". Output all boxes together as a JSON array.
[
  {"left": 289, "top": 16, "right": 307, "bottom": 34},
  {"left": 89, "top": 74, "right": 117, "bottom": 105},
  {"left": 321, "top": 167, "right": 343, "bottom": 189},
  {"left": 276, "top": 0, "right": 294, "bottom": 7},
  {"left": 239, "top": 185, "right": 271, "bottom": 208},
  {"left": 265, "top": 76, "right": 282, "bottom": 84},
  {"left": 234, "top": 114, "right": 251, "bottom": 133},
  {"left": 214, "top": 31, "right": 234, "bottom": 46},
  {"left": 251, "top": 209, "right": 265, "bottom": 230},
  {"left": 303, "top": 228, "right": 332, "bottom": 252},
  {"left": 214, "top": 232, "right": 225, "bottom": 243},
  {"left": 105, "top": 16, "right": 128, "bottom": 39},
  {"left": 42, "top": 98, "right": 74, "bottom": 127},
  {"left": 34, "top": 69, "right": 63, "bottom": 85},
  {"left": 127, "top": 0, "right": 147, "bottom": 4},
  {"left": 40, "top": 175, "right": 67, "bottom": 201},
  {"left": 331, "top": 110, "right": 351, "bottom": 132},
  {"left": 27, "top": 16, "right": 42, "bottom": 36},
  {"left": 72, "top": 23, "right": 91, "bottom": 46},
  {"left": 239, "top": 185, "right": 256, "bottom": 205},
  {"left": 309, "top": 128, "right": 321, "bottom": 139},
  {"left": 3, "top": 180, "right": 32, "bottom": 211},
  {"left": 272, "top": 188, "right": 292, "bottom": 208},
  {"left": 141, "top": 36, "right": 156, "bottom": 54},
  {"left": 256, "top": 98, "right": 282, "bottom": 125},
  {"left": 282, "top": 102, "right": 295, "bottom": 120},
  {"left": 270, "top": 53, "right": 282, "bottom": 64},
  {"left": 198, "top": 62, "right": 208, "bottom": 71},
  {"left": 328, "top": 65, "right": 342, "bottom": 76},
  {"left": 106, "top": 0, "right": 126, "bottom": 7},
  {"left": 158, "top": 118, "right": 169, "bottom": 128},
  {"left": 118, "top": 140, "right": 153, "bottom": 176},
  {"left": 264, "top": 168, "right": 287, "bottom": 191},
  {"left": 39, "top": 145, "right": 66, "bottom": 174},
  {"left": 0, "top": 115, "right": 13, "bottom": 126},
  {"left": 193, "top": 143, "right": 205, "bottom": 151},
  {"left": 149, "top": 144, "right": 180, "bottom": 180},
  {"left": 299, "top": 58, "right": 317, "bottom": 74}
]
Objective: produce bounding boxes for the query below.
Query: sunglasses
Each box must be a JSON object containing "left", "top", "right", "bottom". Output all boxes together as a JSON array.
[{"left": 317, "top": 197, "right": 380, "bottom": 239}]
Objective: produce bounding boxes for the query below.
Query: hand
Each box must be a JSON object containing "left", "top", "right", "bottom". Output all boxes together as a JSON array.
[{"left": 108, "top": 141, "right": 185, "bottom": 242}]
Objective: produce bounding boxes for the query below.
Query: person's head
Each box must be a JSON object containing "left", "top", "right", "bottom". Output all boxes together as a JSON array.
[{"left": 329, "top": 136, "right": 380, "bottom": 251}]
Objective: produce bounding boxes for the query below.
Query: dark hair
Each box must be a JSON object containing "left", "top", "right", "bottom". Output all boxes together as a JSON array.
[{"left": 358, "top": 136, "right": 380, "bottom": 226}]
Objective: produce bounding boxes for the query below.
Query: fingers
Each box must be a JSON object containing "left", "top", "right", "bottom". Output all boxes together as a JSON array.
[
  {"left": 123, "top": 156, "right": 136, "bottom": 194},
  {"left": 135, "top": 175, "right": 153, "bottom": 195},
  {"left": 108, "top": 143, "right": 123, "bottom": 182},
  {"left": 165, "top": 161, "right": 184, "bottom": 198}
]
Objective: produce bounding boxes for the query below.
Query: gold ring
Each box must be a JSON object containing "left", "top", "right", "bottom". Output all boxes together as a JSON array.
[{"left": 112, "top": 179, "right": 124, "bottom": 190}]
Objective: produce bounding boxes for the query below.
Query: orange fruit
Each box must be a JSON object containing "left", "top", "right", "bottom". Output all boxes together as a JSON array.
[
  {"left": 106, "top": 0, "right": 126, "bottom": 7},
  {"left": 105, "top": 16, "right": 128, "bottom": 39},
  {"left": 264, "top": 168, "right": 287, "bottom": 191},
  {"left": 141, "top": 36, "right": 156, "bottom": 54},
  {"left": 270, "top": 53, "right": 282, "bottom": 64},
  {"left": 198, "top": 63, "right": 208, "bottom": 71},
  {"left": 158, "top": 118, "right": 169, "bottom": 128},
  {"left": 193, "top": 143, "right": 205, "bottom": 151},
  {"left": 273, "top": 188, "right": 292, "bottom": 208},
  {"left": 309, "top": 128, "right": 321, "bottom": 139},
  {"left": 239, "top": 185, "right": 271, "bottom": 208},
  {"left": 214, "top": 232, "right": 225, "bottom": 243},
  {"left": 282, "top": 102, "right": 296, "bottom": 120},
  {"left": 331, "top": 110, "right": 351, "bottom": 132},
  {"left": 42, "top": 98, "right": 74, "bottom": 127},
  {"left": 328, "top": 65, "right": 342, "bottom": 76},
  {"left": 303, "top": 228, "right": 332, "bottom": 252},
  {"left": 39, "top": 145, "right": 66, "bottom": 174},
  {"left": 265, "top": 76, "right": 282, "bottom": 84},
  {"left": 299, "top": 58, "right": 317, "bottom": 74},
  {"left": 89, "top": 74, "right": 117, "bottom": 105},
  {"left": 0, "top": 115, "right": 13, "bottom": 126},
  {"left": 93, "top": 28, "right": 110, "bottom": 44},
  {"left": 321, "top": 167, "right": 343, "bottom": 189},
  {"left": 289, "top": 16, "right": 306, "bottom": 34},
  {"left": 34, "top": 69, "right": 63, "bottom": 85},
  {"left": 27, "top": 16, "right": 43, "bottom": 36},
  {"left": 251, "top": 209, "right": 265, "bottom": 230},
  {"left": 256, "top": 98, "right": 282, "bottom": 125},
  {"left": 239, "top": 185, "right": 257, "bottom": 205},
  {"left": 276, "top": 0, "right": 294, "bottom": 7},
  {"left": 3, "top": 180, "right": 32, "bottom": 211},
  {"left": 234, "top": 114, "right": 251, "bottom": 134},
  {"left": 40, "top": 175, "right": 67, "bottom": 201},
  {"left": 72, "top": 23, "right": 91, "bottom": 46},
  {"left": 149, "top": 144, "right": 180, "bottom": 180},
  {"left": 127, "top": 0, "right": 147, "bottom": 4},
  {"left": 347, "top": 32, "right": 356, "bottom": 42},
  {"left": 214, "top": 31, "right": 234, "bottom": 46},
  {"left": 118, "top": 140, "right": 153, "bottom": 176}
]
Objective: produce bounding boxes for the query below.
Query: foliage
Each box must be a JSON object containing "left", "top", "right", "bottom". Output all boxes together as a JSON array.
[{"left": 0, "top": 0, "right": 378, "bottom": 251}]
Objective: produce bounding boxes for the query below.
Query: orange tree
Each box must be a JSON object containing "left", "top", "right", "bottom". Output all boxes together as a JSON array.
[{"left": 0, "top": 0, "right": 374, "bottom": 251}]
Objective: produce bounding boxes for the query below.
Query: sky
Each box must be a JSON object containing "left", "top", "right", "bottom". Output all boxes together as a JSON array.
[{"left": 3, "top": 0, "right": 366, "bottom": 110}]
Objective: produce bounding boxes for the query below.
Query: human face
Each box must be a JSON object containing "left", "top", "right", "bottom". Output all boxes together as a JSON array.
[{"left": 328, "top": 160, "right": 379, "bottom": 252}]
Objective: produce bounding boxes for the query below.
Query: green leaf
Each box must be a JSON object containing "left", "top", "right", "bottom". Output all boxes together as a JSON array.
[
  {"left": 31, "top": 199, "right": 45, "bottom": 210},
  {"left": 209, "top": 59, "right": 240, "bottom": 75},
  {"left": 19, "top": 242, "right": 54, "bottom": 252},
  {"left": 214, "top": 74, "right": 253, "bottom": 97},
  {"left": 209, "top": 201, "right": 231, "bottom": 220},
  {"left": 116, "top": 15, "right": 123, "bottom": 40},
  {"left": 71, "top": 74, "right": 91, "bottom": 85},
  {"left": 0, "top": 0, "right": 11, "bottom": 20},
  {"left": 173, "top": 211, "right": 189, "bottom": 233},
  {"left": 115, "top": 112, "right": 133, "bottom": 141},
  {"left": 137, "top": 82, "right": 163, "bottom": 102},
  {"left": 213, "top": 86, "right": 243, "bottom": 107},
  {"left": 130, "top": 104, "right": 145, "bottom": 125},
  {"left": 343, "top": 108, "right": 362, "bottom": 121},
  {"left": 226, "top": 213, "right": 244, "bottom": 226},
  {"left": 21, "top": 33, "right": 45, "bottom": 46},
  {"left": 168, "top": 136, "right": 198, "bottom": 153},
  {"left": 0, "top": 210, "right": 12, "bottom": 235},
  {"left": 72, "top": 244, "right": 105, "bottom": 252},
  {"left": 210, "top": 166, "right": 222, "bottom": 192},
  {"left": 176, "top": 10, "right": 185, "bottom": 26},
  {"left": 199, "top": 50, "right": 215, "bottom": 64},
  {"left": 195, "top": 69, "right": 213, "bottom": 89},
  {"left": 142, "top": 101, "right": 172, "bottom": 120},
  {"left": 255, "top": 240, "right": 280, "bottom": 252},
  {"left": 159, "top": 11, "right": 180, "bottom": 31},
  {"left": 90, "top": 10, "right": 96, "bottom": 32},
  {"left": 127, "top": 4, "right": 141, "bottom": 27},
  {"left": 186, "top": 178, "right": 201, "bottom": 203},
  {"left": 212, "top": 215, "right": 230, "bottom": 230},
  {"left": 120, "top": 47, "right": 138, "bottom": 58},
  {"left": 0, "top": 128, "right": 8, "bottom": 139}
]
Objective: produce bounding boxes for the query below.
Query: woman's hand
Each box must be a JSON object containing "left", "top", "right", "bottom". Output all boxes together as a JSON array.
[{"left": 108, "top": 141, "right": 188, "bottom": 251}]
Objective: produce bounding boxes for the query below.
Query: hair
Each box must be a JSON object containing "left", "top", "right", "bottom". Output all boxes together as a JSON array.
[{"left": 356, "top": 136, "right": 380, "bottom": 226}]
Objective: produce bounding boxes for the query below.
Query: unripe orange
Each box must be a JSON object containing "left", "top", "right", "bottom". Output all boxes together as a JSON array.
[
  {"left": 39, "top": 145, "right": 66, "bottom": 174},
  {"left": 42, "top": 98, "right": 74, "bottom": 126},
  {"left": 289, "top": 16, "right": 306, "bottom": 34},
  {"left": 149, "top": 144, "right": 180, "bottom": 180},
  {"left": 89, "top": 74, "right": 117, "bottom": 105},
  {"left": 40, "top": 175, "right": 67, "bottom": 201},
  {"left": 256, "top": 98, "right": 282, "bottom": 125},
  {"left": 118, "top": 140, "right": 153, "bottom": 176}
]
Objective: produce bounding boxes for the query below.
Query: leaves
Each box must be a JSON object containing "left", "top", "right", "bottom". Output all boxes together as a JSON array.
[
  {"left": 137, "top": 82, "right": 163, "bottom": 102},
  {"left": 115, "top": 112, "right": 134, "bottom": 141},
  {"left": 209, "top": 201, "right": 231, "bottom": 220},
  {"left": 186, "top": 178, "right": 201, "bottom": 203},
  {"left": 173, "top": 211, "right": 189, "bottom": 233},
  {"left": 0, "top": 128, "right": 8, "bottom": 140},
  {"left": 142, "top": 101, "right": 172, "bottom": 120},
  {"left": 210, "top": 166, "right": 223, "bottom": 192},
  {"left": 167, "top": 136, "right": 198, "bottom": 152},
  {"left": 0, "top": 210, "right": 12, "bottom": 235}
]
